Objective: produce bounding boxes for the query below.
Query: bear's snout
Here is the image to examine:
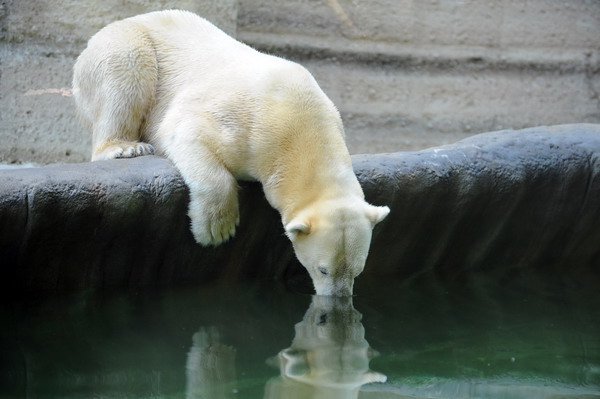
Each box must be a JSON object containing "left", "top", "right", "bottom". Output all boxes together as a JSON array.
[{"left": 313, "top": 278, "right": 354, "bottom": 297}]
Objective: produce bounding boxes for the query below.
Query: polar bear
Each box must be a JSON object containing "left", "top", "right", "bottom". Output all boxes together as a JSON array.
[{"left": 73, "top": 10, "right": 389, "bottom": 296}]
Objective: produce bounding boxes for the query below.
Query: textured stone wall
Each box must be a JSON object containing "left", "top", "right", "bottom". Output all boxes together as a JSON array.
[
  {"left": 1, "top": 1, "right": 599, "bottom": 164},
  {"left": 1, "top": 125, "right": 599, "bottom": 294},
  {"left": 238, "top": 0, "right": 600, "bottom": 152}
]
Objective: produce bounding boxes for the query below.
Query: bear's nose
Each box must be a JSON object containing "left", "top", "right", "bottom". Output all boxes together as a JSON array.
[
  {"left": 331, "top": 283, "right": 352, "bottom": 297},
  {"left": 333, "top": 287, "right": 352, "bottom": 297}
]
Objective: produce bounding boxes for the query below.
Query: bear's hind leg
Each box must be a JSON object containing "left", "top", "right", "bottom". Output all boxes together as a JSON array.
[
  {"left": 74, "top": 23, "right": 158, "bottom": 161},
  {"left": 89, "top": 50, "right": 157, "bottom": 161}
]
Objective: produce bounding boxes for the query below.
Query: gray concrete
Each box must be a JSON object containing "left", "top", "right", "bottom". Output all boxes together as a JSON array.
[
  {"left": 2, "top": 124, "right": 599, "bottom": 294},
  {"left": 1, "top": 1, "right": 599, "bottom": 164}
]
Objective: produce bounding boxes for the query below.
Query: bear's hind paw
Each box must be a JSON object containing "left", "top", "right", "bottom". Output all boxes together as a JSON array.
[{"left": 92, "top": 141, "right": 155, "bottom": 161}]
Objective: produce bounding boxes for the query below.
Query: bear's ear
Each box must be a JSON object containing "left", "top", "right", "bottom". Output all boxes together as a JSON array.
[
  {"left": 285, "top": 218, "right": 311, "bottom": 238},
  {"left": 366, "top": 205, "right": 390, "bottom": 228}
]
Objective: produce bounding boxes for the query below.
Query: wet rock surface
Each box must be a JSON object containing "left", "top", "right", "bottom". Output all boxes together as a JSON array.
[{"left": 1, "top": 124, "right": 599, "bottom": 294}]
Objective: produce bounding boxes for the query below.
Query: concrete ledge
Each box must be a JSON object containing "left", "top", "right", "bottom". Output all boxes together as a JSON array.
[{"left": 1, "top": 124, "right": 600, "bottom": 294}]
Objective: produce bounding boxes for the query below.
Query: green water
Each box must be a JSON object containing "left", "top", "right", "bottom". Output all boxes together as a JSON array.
[{"left": 1, "top": 275, "right": 599, "bottom": 399}]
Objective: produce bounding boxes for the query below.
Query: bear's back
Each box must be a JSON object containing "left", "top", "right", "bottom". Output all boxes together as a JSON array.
[{"left": 125, "top": 10, "right": 242, "bottom": 53}]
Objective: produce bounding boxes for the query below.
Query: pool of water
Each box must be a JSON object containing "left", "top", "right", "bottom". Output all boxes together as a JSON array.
[{"left": 1, "top": 275, "right": 599, "bottom": 399}]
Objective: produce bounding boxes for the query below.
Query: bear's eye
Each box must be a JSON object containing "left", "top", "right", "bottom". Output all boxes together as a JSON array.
[{"left": 318, "top": 267, "right": 328, "bottom": 275}]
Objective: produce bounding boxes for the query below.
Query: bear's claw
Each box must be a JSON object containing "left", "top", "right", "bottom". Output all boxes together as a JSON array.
[
  {"left": 92, "top": 141, "right": 155, "bottom": 161},
  {"left": 191, "top": 216, "right": 237, "bottom": 246},
  {"left": 189, "top": 200, "right": 239, "bottom": 247}
]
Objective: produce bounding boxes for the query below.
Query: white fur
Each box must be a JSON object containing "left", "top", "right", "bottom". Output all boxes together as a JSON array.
[{"left": 73, "top": 10, "right": 389, "bottom": 296}]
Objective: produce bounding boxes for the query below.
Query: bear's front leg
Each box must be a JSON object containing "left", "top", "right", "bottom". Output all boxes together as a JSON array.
[
  {"left": 161, "top": 119, "right": 240, "bottom": 246},
  {"left": 187, "top": 173, "right": 240, "bottom": 246}
]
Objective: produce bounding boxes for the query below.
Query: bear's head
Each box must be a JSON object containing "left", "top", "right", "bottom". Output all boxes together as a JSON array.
[{"left": 285, "top": 200, "right": 389, "bottom": 296}]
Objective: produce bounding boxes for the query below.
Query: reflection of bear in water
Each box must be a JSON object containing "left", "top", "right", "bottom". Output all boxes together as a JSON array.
[
  {"left": 265, "top": 296, "right": 386, "bottom": 399},
  {"left": 186, "top": 328, "right": 237, "bottom": 399},
  {"left": 185, "top": 296, "right": 385, "bottom": 399}
]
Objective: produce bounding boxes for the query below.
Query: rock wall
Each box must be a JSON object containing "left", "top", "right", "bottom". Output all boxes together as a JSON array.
[
  {"left": 1, "top": 125, "right": 599, "bottom": 294},
  {"left": 1, "top": 1, "right": 599, "bottom": 164}
]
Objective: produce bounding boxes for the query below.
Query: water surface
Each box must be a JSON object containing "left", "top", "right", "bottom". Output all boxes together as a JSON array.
[{"left": 1, "top": 275, "right": 599, "bottom": 398}]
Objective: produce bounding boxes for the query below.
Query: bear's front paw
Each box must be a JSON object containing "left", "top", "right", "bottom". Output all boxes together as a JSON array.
[
  {"left": 188, "top": 199, "right": 240, "bottom": 246},
  {"left": 92, "top": 141, "right": 155, "bottom": 161}
]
